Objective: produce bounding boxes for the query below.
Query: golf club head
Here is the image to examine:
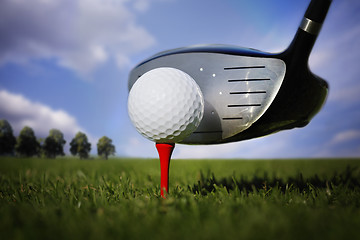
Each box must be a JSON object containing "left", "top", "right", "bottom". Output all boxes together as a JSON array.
[{"left": 128, "top": 0, "right": 332, "bottom": 144}]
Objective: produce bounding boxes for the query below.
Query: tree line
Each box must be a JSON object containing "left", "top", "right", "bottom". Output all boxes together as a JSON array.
[{"left": 0, "top": 119, "right": 115, "bottom": 159}]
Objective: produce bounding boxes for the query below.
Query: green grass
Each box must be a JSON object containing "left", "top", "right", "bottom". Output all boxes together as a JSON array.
[{"left": 1, "top": 157, "right": 360, "bottom": 240}]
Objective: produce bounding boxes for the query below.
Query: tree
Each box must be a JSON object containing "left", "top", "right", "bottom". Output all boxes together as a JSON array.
[
  {"left": 70, "top": 132, "right": 91, "bottom": 159},
  {"left": 97, "top": 136, "right": 115, "bottom": 160},
  {"left": 0, "top": 119, "right": 17, "bottom": 155},
  {"left": 43, "top": 129, "right": 66, "bottom": 158},
  {"left": 15, "top": 126, "right": 40, "bottom": 157}
]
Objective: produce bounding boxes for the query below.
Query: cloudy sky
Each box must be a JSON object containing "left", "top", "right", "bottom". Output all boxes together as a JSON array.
[{"left": 0, "top": 0, "right": 359, "bottom": 159}]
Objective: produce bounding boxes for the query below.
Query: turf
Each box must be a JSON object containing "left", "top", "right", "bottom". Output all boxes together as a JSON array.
[{"left": 1, "top": 157, "right": 360, "bottom": 240}]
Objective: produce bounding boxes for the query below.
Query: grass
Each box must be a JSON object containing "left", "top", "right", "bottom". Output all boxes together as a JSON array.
[{"left": 1, "top": 157, "right": 360, "bottom": 240}]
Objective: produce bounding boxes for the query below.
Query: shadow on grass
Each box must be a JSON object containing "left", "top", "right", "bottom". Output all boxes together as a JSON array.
[{"left": 190, "top": 166, "right": 360, "bottom": 195}]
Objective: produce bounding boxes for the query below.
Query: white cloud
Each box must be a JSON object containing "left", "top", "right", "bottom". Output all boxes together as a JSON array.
[
  {"left": 330, "top": 130, "right": 360, "bottom": 146},
  {"left": 115, "top": 53, "right": 132, "bottom": 69},
  {"left": 0, "top": 0, "right": 156, "bottom": 75},
  {"left": 0, "top": 89, "right": 97, "bottom": 151},
  {"left": 307, "top": 1, "right": 360, "bottom": 105},
  {"left": 121, "top": 136, "right": 158, "bottom": 158},
  {"left": 133, "top": 0, "right": 150, "bottom": 12},
  {"left": 173, "top": 130, "right": 299, "bottom": 159},
  {"left": 120, "top": 128, "right": 306, "bottom": 159},
  {"left": 132, "top": 0, "right": 173, "bottom": 13},
  {"left": 174, "top": 143, "right": 242, "bottom": 159},
  {"left": 313, "top": 129, "right": 360, "bottom": 158},
  {"left": 310, "top": 25, "right": 360, "bottom": 71}
]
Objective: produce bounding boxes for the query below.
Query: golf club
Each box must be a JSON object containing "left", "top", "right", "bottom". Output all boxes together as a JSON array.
[{"left": 128, "top": 0, "right": 332, "bottom": 145}]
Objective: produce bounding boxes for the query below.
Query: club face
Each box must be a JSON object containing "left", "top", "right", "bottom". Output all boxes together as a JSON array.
[{"left": 128, "top": 45, "right": 286, "bottom": 144}]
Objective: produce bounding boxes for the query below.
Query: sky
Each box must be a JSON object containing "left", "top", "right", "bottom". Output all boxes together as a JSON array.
[{"left": 0, "top": 0, "right": 359, "bottom": 159}]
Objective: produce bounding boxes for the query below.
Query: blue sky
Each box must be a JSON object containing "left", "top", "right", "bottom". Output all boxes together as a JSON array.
[{"left": 0, "top": 0, "right": 359, "bottom": 159}]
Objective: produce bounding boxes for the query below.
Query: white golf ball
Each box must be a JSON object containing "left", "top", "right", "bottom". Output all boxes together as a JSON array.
[{"left": 128, "top": 67, "right": 204, "bottom": 143}]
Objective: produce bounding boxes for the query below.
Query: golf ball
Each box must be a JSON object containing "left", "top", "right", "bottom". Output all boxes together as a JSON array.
[{"left": 128, "top": 67, "right": 204, "bottom": 143}]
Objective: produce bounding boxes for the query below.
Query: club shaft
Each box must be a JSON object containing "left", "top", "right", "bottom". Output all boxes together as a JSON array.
[
  {"left": 304, "top": 0, "right": 332, "bottom": 24},
  {"left": 286, "top": 0, "right": 332, "bottom": 62}
]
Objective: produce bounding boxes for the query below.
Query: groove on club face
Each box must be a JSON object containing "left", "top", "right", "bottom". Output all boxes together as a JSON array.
[
  {"left": 229, "top": 91, "right": 267, "bottom": 94},
  {"left": 224, "top": 66, "right": 265, "bottom": 70},
  {"left": 228, "top": 78, "right": 271, "bottom": 82},
  {"left": 228, "top": 104, "right": 262, "bottom": 107},
  {"left": 222, "top": 117, "right": 243, "bottom": 120}
]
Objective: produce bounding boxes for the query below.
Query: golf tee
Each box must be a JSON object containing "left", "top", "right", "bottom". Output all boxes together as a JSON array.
[{"left": 156, "top": 143, "right": 175, "bottom": 198}]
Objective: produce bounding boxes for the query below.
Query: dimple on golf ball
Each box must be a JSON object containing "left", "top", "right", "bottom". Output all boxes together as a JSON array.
[{"left": 128, "top": 67, "right": 204, "bottom": 143}]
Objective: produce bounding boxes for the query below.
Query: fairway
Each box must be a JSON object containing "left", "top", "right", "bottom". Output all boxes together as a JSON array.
[{"left": 1, "top": 157, "right": 360, "bottom": 240}]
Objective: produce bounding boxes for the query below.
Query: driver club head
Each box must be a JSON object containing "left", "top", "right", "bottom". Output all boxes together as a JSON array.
[{"left": 128, "top": 0, "right": 332, "bottom": 145}]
